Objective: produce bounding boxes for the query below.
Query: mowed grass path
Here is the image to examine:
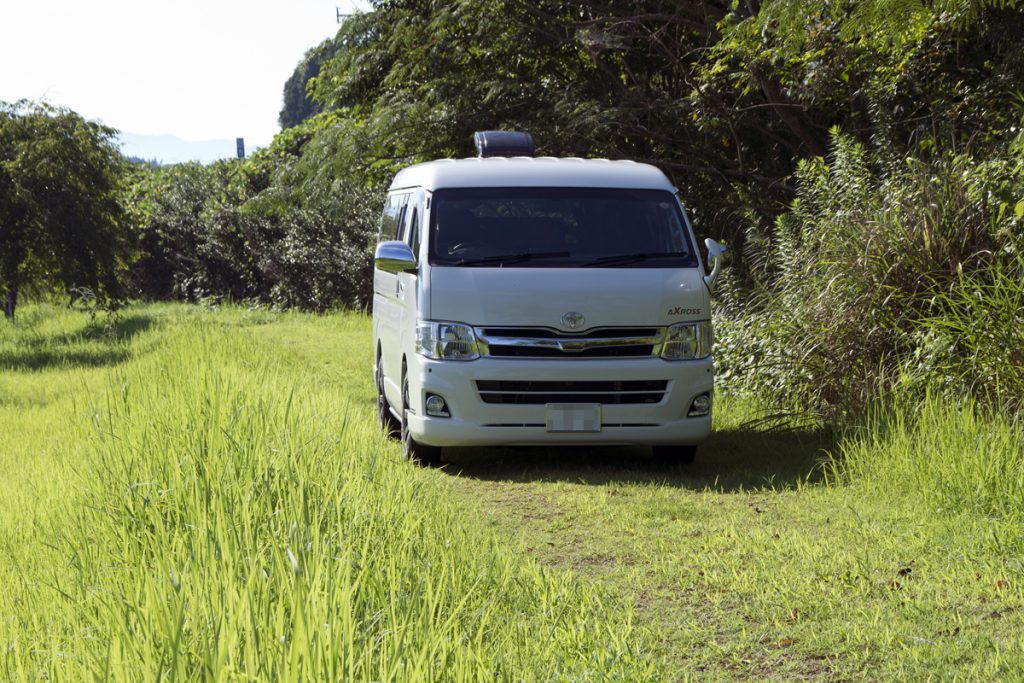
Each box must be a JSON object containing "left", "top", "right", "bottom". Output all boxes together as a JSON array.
[
  {"left": 259, "top": 310, "right": 1024, "bottom": 680},
  {"left": 2, "top": 304, "right": 1022, "bottom": 680}
]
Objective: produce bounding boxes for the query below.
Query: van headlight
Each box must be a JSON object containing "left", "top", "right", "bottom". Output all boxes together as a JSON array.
[
  {"left": 660, "top": 321, "right": 712, "bottom": 360},
  {"left": 416, "top": 321, "right": 480, "bottom": 361}
]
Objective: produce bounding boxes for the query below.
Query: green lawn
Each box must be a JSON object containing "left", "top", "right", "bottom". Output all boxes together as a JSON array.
[
  {"left": 2, "top": 303, "right": 1022, "bottom": 680},
  {"left": 441, "top": 444, "right": 1024, "bottom": 679}
]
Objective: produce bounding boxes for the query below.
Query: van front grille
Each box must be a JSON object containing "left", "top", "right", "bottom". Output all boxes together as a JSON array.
[
  {"left": 476, "top": 327, "right": 662, "bottom": 359},
  {"left": 476, "top": 380, "right": 667, "bottom": 405},
  {"left": 478, "top": 327, "right": 659, "bottom": 339}
]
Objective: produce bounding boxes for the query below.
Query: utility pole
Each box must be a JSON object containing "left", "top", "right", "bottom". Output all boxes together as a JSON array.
[{"left": 337, "top": 7, "right": 350, "bottom": 23}]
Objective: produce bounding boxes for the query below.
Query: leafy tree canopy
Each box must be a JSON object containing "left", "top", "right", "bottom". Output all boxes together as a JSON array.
[
  {"left": 295, "top": 0, "right": 1023, "bottom": 260},
  {"left": 0, "top": 100, "right": 129, "bottom": 319},
  {"left": 279, "top": 39, "right": 342, "bottom": 129}
]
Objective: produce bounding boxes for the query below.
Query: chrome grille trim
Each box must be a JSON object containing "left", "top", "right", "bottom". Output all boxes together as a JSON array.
[{"left": 476, "top": 326, "right": 665, "bottom": 359}]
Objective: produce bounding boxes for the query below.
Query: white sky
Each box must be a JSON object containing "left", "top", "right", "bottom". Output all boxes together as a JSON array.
[{"left": 0, "top": 0, "right": 369, "bottom": 147}]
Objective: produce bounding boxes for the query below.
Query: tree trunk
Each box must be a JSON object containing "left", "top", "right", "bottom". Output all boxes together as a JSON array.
[
  {"left": 752, "top": 68, "right": 829, "bottom": 159},
  {"left": 3, "top": 284, "right": 17, "bottom": 320}
]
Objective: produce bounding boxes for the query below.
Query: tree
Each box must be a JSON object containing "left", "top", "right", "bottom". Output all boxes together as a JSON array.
[
  {"left": 279, "top": 39, "right": 341, "bottom": 129},
  {"left": 0, "top": 101, "right": 129, "bottom": 319},
  {"left": 308, "top": 0, "right": 821, "bottom": 245},
  {"left": 305, "top": 0, "right": 1023, "bottom": 283}
]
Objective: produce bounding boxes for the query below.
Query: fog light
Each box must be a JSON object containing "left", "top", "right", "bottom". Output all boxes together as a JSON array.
[
  {"left": 688, "top": 393, "right": 711, "bottom": 417},
  {"left": 425, "top": 394, "right": 450, "bottom": 417}
]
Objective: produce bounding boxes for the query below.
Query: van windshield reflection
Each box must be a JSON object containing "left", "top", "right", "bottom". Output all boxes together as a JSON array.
[{"left": 429, "top": 188, "right": 698, "bottom": 268}]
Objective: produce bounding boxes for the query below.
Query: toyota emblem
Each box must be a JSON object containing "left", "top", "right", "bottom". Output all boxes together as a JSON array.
[{"left": 560, "top": 311, "right": 585, "bottom": 329}]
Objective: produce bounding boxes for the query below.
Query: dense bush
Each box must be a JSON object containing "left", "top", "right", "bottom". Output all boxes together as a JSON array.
[
  {"left": 125, "top": 118, "right": 381, "bottom": 311},
  {"left": 715, "top": 132, "right": 1024, "bottom": 415},
  {"left": 256, "top": 203, "right": 377, "bottom": 311},
  {"left": 239, "top": 114, "right": 383, "bottom": 310},
  {"left": 126, "top": 162, "right": 258, "bottom": 302}
]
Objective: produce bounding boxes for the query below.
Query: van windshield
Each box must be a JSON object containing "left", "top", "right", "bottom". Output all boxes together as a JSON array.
[{"left": 428, "top": 188, "right": 698, "bottom": 268}]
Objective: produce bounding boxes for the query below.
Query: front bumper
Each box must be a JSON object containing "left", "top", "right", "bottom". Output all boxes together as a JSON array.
[{"left": 405, "top": 356, "right": 713, "bottom": 447}]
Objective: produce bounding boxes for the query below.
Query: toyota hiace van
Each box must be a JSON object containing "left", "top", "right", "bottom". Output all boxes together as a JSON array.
[{"left": 373, "top": 131, "right": 724, "bottom": 465}]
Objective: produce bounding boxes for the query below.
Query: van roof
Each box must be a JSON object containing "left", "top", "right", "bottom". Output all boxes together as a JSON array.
[{"left": 389, "top": 157, "right": 676, "bottom": 192}]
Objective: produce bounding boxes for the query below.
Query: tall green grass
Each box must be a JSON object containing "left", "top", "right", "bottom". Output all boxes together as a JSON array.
[
  {"left": 906, "top": 252, "right": 1024, "bottom": 412},
  {"left": 4, "top": 301, "right": 1021, "bottom": 680},
  {"left": 830, "top": 394, "right": 1024, "bottom": 520},
  {"left": 2, "top": 305, "right": 655, "bottom": 680},
  {"left": 1, "top": 303, "right": 165, "bottom": 679}
]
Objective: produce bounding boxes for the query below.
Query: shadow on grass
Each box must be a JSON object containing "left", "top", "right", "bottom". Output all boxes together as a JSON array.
[
  {"left": 1, "top": 314, "right": 155, "bottom": 371},
  {"left": 439, "top": 422, "right": 837, "bottom": 493}
]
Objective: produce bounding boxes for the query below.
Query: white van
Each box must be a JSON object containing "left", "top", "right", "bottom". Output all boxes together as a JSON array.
[{"left": 372, "top": 132, "right": 724, "bottom": 465}]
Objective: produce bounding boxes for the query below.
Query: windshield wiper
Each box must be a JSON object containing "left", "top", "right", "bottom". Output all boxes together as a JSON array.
[
  {"left": 580, "top": 252, "right": 683, "bottom": 267},
  {"left": 453, "top": 251, "right": 571, "bottom": 266}
]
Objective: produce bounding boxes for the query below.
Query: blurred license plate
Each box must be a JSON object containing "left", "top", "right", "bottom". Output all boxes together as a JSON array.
[{"left": 545, "top": 404, "right": 601, "bottom": 432}]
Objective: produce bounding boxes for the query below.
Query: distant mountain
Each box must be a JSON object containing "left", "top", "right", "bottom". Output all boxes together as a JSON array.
[{"left": 118, "top": 132, "right": 245, "bottom": 165}]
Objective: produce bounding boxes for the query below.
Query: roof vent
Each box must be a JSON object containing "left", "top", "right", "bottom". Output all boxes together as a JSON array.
[{"left": 473, "top": 130, "right": 535, "bottom": 158}]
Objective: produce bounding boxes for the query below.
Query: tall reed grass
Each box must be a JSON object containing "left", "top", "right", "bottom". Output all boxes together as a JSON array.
[
  {"left": 907, "top": 252, "right": 1024, "bottom": 412},
  {"left": 3, "top": 307, "right": 655, "bottom": 680}
]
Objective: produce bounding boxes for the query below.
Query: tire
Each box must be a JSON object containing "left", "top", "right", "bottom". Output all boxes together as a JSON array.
[
  {"left": 376, "top": 358, "right": 400, "bottom": 439},
  {"left": 402, "top": 375, "right": 442, "bottom": 466},
  {"left": 652, "top": 445, "right": 697, "bottom": 465}
]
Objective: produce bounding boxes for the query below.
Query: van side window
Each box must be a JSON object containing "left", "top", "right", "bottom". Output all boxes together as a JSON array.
[
  {"left": 379, "top": 193, "right": 407, "bottom": 242},
  {"left": 397, "top": 203, "right": 410, "bottom": 242},
  {"left": 399, "top": 191, "right": 424, "bottom": 260},
  {"left": 407, "top": 208, "right": 420, "bottom": 259}
]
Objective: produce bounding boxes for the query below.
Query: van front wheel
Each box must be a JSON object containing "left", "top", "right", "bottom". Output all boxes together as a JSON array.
[
  {"left": 402, "top": 376, "right": 442, "bottom": 466},
  {"left": 652, "top": 445, "right": 697, "bottom": 465}
]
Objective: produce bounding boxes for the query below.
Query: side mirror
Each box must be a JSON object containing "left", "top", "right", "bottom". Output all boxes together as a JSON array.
[
  {"left": 703, "top": 238, "right": 727, "bottom": 293},
  {"left": 375, "top": 240, "right": 417, "bottom": 274}
]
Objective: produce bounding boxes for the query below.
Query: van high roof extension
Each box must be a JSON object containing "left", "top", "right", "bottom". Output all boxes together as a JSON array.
[{"left": 390, "top": 156, "right": 677, "bottom": 192}]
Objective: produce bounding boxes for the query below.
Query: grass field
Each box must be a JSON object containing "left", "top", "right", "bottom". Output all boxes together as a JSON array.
[{"left": 2, "top": 303, "right": 1022, "bottom": 680}]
